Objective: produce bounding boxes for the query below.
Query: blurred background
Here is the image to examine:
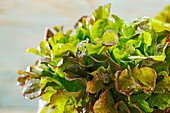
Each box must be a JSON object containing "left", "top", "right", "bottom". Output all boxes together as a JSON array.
[{"left": 0, "top": 0, "right": 169, "bottom": 112}]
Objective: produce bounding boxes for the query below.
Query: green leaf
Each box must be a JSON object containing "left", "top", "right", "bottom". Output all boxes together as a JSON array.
[
  {"left": 64, "top": 104, "right": 77, "bottom": 113},
  {"left": 27, "top": 48, "right": 43, "bottom": 57},
  {"left": 93, "top": 90, "right": 116, "bottom": 113},
  {"left": 126, "top": 39, "right": 141, "bottom": 48},
  {"left": 90, "top": 55, "right": 121, "bottom": 80},
  {"left": 111, "top": 14, "right": 124, "bottom": 33},
  {"left": 148, "top": 90, "right": 170, "bottom": 110},
  {"left": 145, "top": 28, "right": 158, "bottom": 56},
  {"left": 92, "top": 3, "right": 111, "bottom": 21},
  {"left": 106, "top": 58, "right": 121, "bottom": 80},
  {"left": 75, "top": 45, "right": 88, "bottom": 58},
  {"left": 40, "top": 41, "right": 48, "bottom": 55},
  {"left": 53, "top": 32, "right": 66, "bottom": 43},
  {"left": 132, "top": 65, "right": 157, "bottom": 93},
  {"left": 56, "top": 75, "right": 85, "bottom": 92},
  {"left": 50, "top": 88, "right": 71, "bottom": 113},
  {"left": 151, "top": 24, "right": 170, "bottom": 32},
  {"left": 155, "top": 75, "right": 170, "bottom": 93},
  {"left": 68, "top": 35, "right": 80, "bottom": 45},
  {"left": 37, "top": 99, "right": 54, "bottom": 113},
  {"left": 122, "top": 25, "right": 138, "bottom": 38},
  {"left": 66, "top": 29, "right": 73, "bottom": 37},
  {"left": 155, "top": 5, "right": 170, "bottom": 23},
  {"left": 41, "top": 86, "right": 57, "bottom": 102},
  {"left": 78, "top": 43, "right": 103, "bottom": 55},
  {"left": 40, "top": 76, "right": 62, "bottom": 89},
  {"left": 91, "top": 19, "right": 108, "bottom": 39},
  {"left": 126, "top": 45, "right": 136, "bottom": 55},
  {"left": 48, "top": 38, "right": 56, "bottom": 50},
  {"left": 112, "top": 48, "right": 128, "bottom": 62},
  {"left": 99, "top": 30, "right": 119, "bottom": 47},
  {"left": 132, "top": 16, "right": 150, "bottom": 27},
  {"left": 50, "top": 108, "right": 60, "bottom": 113},
  {"left": 56, "top": 56, "right": 78, "bottom": 78},
  {"left": 40, "top": 77, "right": 49, "bottom": 90},
  {"left": 165, "top": 46, "right": 170, "bottom": 68},
  {"left": 53, "top": 25, "right": 63, "bottom": 32},
  {"left": 130, "top": 93, "right": 153, "bottom": 112},
  {"left": 114, "top": 69, "right": 137, "bottom": 96},
  {"left": 76, "top": 27, "right": 88, "bottom": 41},
  {"left": 52, "top": 43, "right": 76, "bottom": 59},
  {"left": 138, "top": 32, "right": 152, "bottom": 47},
  {"left": 141, "top": 58, "right": 169, "bottom": 75}
]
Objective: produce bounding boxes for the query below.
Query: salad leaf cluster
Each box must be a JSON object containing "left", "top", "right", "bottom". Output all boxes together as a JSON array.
[{"left": 17, "top": 4, "right": 170, "bottom": 113}]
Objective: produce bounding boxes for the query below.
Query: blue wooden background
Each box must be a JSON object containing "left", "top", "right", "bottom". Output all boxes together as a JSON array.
[{"left": 0, "top": 0, "right": 169, "bottom": 112}]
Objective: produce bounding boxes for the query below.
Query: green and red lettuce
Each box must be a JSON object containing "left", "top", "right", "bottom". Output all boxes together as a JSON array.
[{"left": 17, "top": 4, "right": 170, "bottom": 113}]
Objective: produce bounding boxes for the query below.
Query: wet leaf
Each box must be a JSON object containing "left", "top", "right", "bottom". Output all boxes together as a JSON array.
[
  {"left": 22, "top": 78, "right": 42, "bottom": 99},
  {"left": 87, "top": 72, "right": 113, "bottom": 94},
  {"left": 64, "top": 64, "right": 91, "bottom": 80},
  {"left": 17, "top": 74, "right": 29, "bottom": 86},
  {"left": 76, "top": 46, "right": 88, "bottom": 58}
]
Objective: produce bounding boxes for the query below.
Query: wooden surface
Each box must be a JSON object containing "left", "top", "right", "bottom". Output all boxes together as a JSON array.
[{"left": 0, "top": 0, "right": 170, "bottom": 112}]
